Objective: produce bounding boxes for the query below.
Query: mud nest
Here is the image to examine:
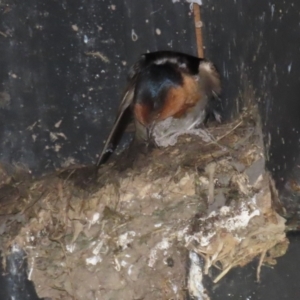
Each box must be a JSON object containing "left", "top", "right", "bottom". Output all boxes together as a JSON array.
[{"left": 0, "top": 107, "right": 288, "bottom": 300}]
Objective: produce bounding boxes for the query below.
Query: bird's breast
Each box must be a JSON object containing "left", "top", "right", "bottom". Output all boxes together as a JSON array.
[{"left": 132, "top": 63, "right": 211, "bottom": 145}]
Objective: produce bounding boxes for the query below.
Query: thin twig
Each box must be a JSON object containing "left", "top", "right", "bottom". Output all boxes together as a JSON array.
[
  {"left": 206, "top": 120, "right": 243, "bottom": 146},
  {"left": 213, "top": 264, "right": 233, "bottom": 283},
  {"left": 20, "top": 190, "right": 47, "bottom": 214},
  {"left": 0, "top": 31, "right": 7, "bottom": 38},
  {"left": 257, "top": 250, "right": 267, "bottom": 282}
]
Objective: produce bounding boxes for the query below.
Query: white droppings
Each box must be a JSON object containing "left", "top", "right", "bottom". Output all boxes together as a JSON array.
[
  {"left": 26, "top": 231, "right": 35, "bottom": 243},
  {"left": 71, "top": 24, "right": 78, "bottom": 31},
  {"left": 288, "top": 62, "right": 292, "bottom": 73},
  {"left": 86, "top": 255, "right": 102, "bottom": 265},
  {"left": 149, "top": 238, "right": 170, "bottom": 267},
  {"left": 186, "top": 195, "right": 261, "bottom": 247},
  {"left": 177, "top": 226, "right": 189, "bottom": 241},
  {"left": 89, "top": 212, "right": 100, "bottom": 226},
  {"left": 251, "top": 194, "right": 257, "bottom": 205},
  {"left": 117, "top": 231, "right": 136, "bottom": 249},
  {"left": 66, "top": 243, "right": 76, "bottom": 253},
  {"left": 219, "top": 206, "right": 230, "bottom": 214},
  {"left": 9, "top": 72, "right": 18, "bottom": 79},
  {"left": 171, "top": 282, "right": 178, "bottom": 293},
  {"left": 50, "top": 132, "right": 67, "bottom": 142},
  {"left": 188, "top": 251, "right": 208, "bottom": 300},
  {"left": 209, "top": 202, "right": 260, "bottom": 231},
  {"left": 152, "top": 193, "right": 162, "bottom": 199},
  {"left": 121, "top": 260, "right": 127, "bottom": 267},
  {"left": 131, "top": 29, "right": 138, "bottom": 41},
  {"left": 155, "top": 28, "right": 161, "bottom": 35},
  {"left": 193, "top": 230, "right": 215, "bottom": 247},
  {"left": 54, "top": 144, "right": 61, "bottom": 152},
  {"left": 128, "top": 264, "right": 133, "bottom": 275},
  {"left": 167, "top": 40, "right": 173, "bottom": 47},
  {"left": 83, "top": 35, "right": 88, "bottom": 43},
  {"left": 54, "top": 120, "right": 62, "bottom": 128},
  {"left": 271, "top": 4, "right": 275, "bottom": 18}
]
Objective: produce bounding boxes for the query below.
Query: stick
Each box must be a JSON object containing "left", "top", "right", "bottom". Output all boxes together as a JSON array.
[{"left": 193, "top": 4, "right": 204, "bottom": 58}]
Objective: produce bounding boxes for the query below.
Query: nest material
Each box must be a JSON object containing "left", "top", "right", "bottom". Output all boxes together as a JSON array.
[{"left": 0, "top": 108, "right": 288, "bottom": 300}]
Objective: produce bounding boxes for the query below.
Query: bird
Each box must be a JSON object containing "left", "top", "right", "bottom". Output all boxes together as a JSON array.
[{"left": 95, "top": 50, "right": 221, "bottom": 169}]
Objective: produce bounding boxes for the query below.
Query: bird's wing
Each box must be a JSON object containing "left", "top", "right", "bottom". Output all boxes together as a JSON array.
[
  {"left": 95, "top": 79, "right": 136, "bottom": 169},
  {"left": 95, "top": 55, "right": 148, "bottom": 169}
]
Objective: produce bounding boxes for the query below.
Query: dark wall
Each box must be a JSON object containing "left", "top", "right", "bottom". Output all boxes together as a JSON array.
[
  {"left": 201, "top": 0, "right": 300, "bottom": 198},
  {"left": 0, "top": 0, "right": 196, "bottom": 175}
]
